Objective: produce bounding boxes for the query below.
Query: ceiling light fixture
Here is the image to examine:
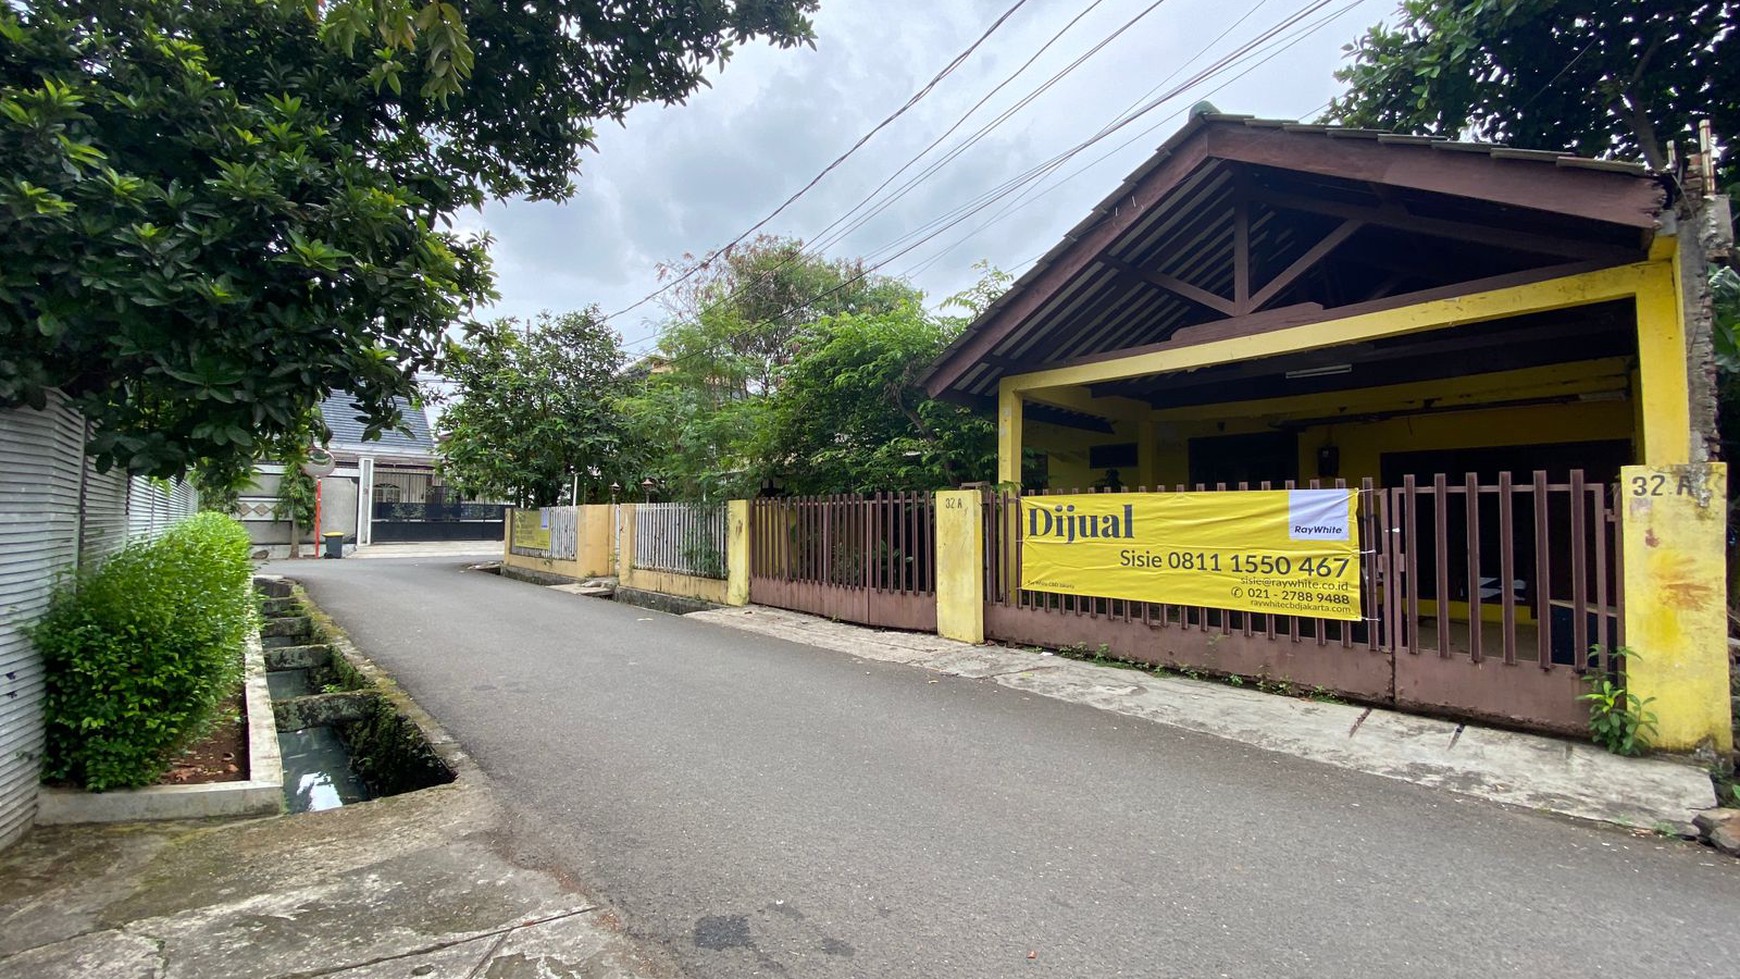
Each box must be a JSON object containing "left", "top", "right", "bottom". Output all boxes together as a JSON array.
[{"left": 1283, "top": 364, "right": 1353, "bottom": 380}]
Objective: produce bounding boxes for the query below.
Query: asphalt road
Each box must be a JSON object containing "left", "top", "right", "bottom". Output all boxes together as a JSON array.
[{"left": 284, "top": 555, "right": 1740, "bottom": 979}]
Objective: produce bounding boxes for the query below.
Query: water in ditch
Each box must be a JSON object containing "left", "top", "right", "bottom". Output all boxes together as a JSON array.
[
  {"left": 278, "top": 727, "right": 373, "bottom": 813},
  {"left": 265, "top": 668, "right": 314, "bottom": 701}
]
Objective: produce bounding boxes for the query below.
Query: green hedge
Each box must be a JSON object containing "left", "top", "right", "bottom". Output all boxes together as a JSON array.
[{"left": 33, "top": 512, "right": 256, "bottom": 790}]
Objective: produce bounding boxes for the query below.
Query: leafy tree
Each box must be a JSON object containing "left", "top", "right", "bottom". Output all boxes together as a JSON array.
[
  {"left": 0, "top": 0, "right": 816, "bottom": 477},
  {"left": 1324, "top": 1, "right": 1735, "bottom": 181},
  {"left": 656, "top": 235, "right": 916, "bottom": 394},
  {"left": 437, "top": 311, "right": 635, "bottom": 507},
  {"left": 623, "top": 237, "right": 919, "bottom": 498},
  {"left": 767, "top": 300, "right": 996, "bottom": 494}
]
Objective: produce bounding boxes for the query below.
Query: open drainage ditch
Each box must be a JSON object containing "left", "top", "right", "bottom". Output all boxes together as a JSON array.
[{"left": 255, "top": 577, "right": 455, "bottom": 813}]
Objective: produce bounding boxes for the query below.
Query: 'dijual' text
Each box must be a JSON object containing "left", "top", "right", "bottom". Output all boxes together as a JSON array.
[{"left": 1028, "top": 503, "right": 1136, "bottom": 542}]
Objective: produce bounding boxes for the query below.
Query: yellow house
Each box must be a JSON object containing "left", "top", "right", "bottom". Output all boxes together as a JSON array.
[{"left": 923, "top": 113, "right": 1729, "bottom": 751}]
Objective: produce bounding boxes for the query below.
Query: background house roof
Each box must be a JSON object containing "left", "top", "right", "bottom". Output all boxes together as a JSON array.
[{"left": 318, "top": 392, "right": 437, "bottom": 457}]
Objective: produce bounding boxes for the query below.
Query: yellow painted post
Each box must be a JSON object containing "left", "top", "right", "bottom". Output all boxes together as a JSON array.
[
  {"left": 617, "top": 504, "right": 635, "bottom": 586},
  {"left": 1632, "top": 260, "right": 1693, "bottom": 465},
  {"left": 1136, "top": 416, "right": 1158, "bottom": 488},
  {"left": 726, "top": 499, "right": 750, "bottom": 607},
  {"left": 502, "top": 506, "right": 514, "bottom": 562},
  {"left": 998, "top": 383, "right": 1023, "bottom": 486},
  {"left": 1619, "top": 463, "right": 1730, "bottom": 752},
  {"left": 934, "top": 489, "right": 984, "bottom": 644}
]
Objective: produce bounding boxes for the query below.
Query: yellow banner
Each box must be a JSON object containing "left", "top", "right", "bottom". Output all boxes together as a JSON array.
[
  {"left": 1019, "top": 490, "right": 1363, "bottom": 620},
  {"left": 509, "top": 508, "right": 551, "bottom": 554}
]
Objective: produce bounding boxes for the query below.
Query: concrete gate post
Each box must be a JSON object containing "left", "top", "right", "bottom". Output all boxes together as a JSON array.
[
  {"left": 1619, "top": 463, "right": 1731, "bottom": 753},
  {"left": 935, "top": 489, "right": 985, "bottom": 644}
]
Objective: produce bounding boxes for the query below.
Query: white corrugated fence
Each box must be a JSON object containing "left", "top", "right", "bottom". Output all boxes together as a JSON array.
[{"left": 0, "top": 395, "right": 199, "bottom": 848}]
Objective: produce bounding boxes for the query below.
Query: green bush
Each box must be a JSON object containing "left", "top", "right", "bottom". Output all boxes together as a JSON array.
[{"left": 32, "top": 512, "right": 256, "bottom": 790}]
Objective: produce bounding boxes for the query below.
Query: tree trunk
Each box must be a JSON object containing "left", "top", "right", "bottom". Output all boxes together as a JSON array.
[{"left": 1681, "top": 193, "right": 1734, "bottom": 463}]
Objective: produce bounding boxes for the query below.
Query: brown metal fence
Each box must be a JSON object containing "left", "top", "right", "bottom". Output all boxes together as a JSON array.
[
  {"left": 749, "top": 493, "right": 937, "bottom": 631},
  {"left": 1387, "top": 472, "right": 1622, "bottom": 730},
  {"left": 984, "top": 473, "right": 1621, "bottom": 735}
]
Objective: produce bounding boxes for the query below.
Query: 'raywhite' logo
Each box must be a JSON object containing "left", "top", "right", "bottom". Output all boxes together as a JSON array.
[{"left": 1288, "top": 490, "right": 1350, "bottom": 540}]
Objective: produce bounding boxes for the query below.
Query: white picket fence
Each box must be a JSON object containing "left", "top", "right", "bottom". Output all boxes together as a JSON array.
[{"left": 632, "top": 502, "right": 727, "bottom": 579}]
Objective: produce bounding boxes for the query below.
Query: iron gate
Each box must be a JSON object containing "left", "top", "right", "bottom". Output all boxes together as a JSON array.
[
  {"left": 750, "top": 493, "right": 937, "bottom": 632},
  {"left": 983, "top": 473, "right": 1621, "bottom": 735},
  {"left": 371, "top": 501, "right": 506, "bottom": 542}
]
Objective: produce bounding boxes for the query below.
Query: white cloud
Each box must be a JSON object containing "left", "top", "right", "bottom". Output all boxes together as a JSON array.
[{"left": 470, "top": 0, "right": 1377, "bottom": 350}]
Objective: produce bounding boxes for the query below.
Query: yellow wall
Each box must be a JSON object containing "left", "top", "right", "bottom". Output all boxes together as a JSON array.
[
  {"left": 1620, "top": 463, "right": 1731, "bottom": 751},
  {"left": 726, "top": 500, "right": 750, "bottom": 607},
  {"left": 615, "top": 505, "right": 730, "bottom": 605},
  {"left": 1023, "top": 360, "right": 1637, "bottom": 489},
  {"left": 501, "top": 505, "right": 614, "bottom": 581}
]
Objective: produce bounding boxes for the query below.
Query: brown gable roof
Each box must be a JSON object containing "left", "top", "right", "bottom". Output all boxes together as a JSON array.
[{"left": 923, "top": 113, "right": 1668, "bottom": 404}]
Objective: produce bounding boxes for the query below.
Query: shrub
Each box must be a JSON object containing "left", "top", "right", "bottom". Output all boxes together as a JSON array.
[{"left": 33, "top": 512, "right": 256, "bottom": 790}]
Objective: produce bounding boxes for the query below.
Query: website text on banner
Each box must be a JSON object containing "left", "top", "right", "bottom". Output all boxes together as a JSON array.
[{"left": 1018, "top": 490, "right": 1363, "bottom": 621}]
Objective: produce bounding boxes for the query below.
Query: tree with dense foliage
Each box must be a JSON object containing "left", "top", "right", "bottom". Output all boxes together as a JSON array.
[
  {"left": 0, "top": 0, "right": 816, "bottom": 477},
  {"left": 1324, "top": 1, "right": 1735, "bottom": 182},
  {"left": 766, "top": 300, "right": 996, "bottom": 494},
  {"left": 623, "top": 237, "right": 921, "bottom": 498},
  {"left": 437, "top": 311, "right": 636, "bottom": 507}
]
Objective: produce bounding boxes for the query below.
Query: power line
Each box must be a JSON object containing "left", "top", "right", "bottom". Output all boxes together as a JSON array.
[
  {"left": 638, "top": 0, "right": 1344, "bottom": 374},
  {"left": 804, "top": 0, "right": 1177, "bottom": 259},
  {"left": 850, "top": 0, "right": 1343, "bottom": 272},
  {"left": 601, "top": 0, "right": 1038, "bottom": 325},
  {"left": 620, "top": 0, "right": 1197, "bottom": 358},
  {"left": 900, "top": 0, "right": 1283, "bottom": 279},
  {"left": 902, "top": 0, "right": 1369, "bottom": 279}
]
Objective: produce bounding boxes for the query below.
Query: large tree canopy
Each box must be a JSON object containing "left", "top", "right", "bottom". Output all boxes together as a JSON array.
[
  {"left": 766, "top": 300, "right": 996, "bottom": 495},
  {"left": 436, "top": 311, "right": 636, "bottom": 508},
  {"left": 623, "top": 236, "right": 919, "bottom": 498},
  {"left": 0, "top": 0, "right": 815, "bottom": 476},
  {"left": 1324, "top": 1, "right": 1736, "bottom": 181},
  {"left": 620, "top": 247, "right": 1003, "bottom": 499}
]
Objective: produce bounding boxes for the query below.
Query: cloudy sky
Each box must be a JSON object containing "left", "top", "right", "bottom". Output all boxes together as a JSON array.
[{"left": 453, "top": 0, "right": 1391, "bottom": 358}]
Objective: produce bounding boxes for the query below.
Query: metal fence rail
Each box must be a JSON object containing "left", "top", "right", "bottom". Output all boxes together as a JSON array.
[
  {"left": 633, "top": 502, "right": 728, "bottom": 579},
  {"left": 748, "top": 493, "right": 937, "bottom": 631},
  {"left": 373, "top": 502, "right": 507, "bottom": 522},
  {"left": 982, "top": 472, "right": 1618, "bottom": 735}
]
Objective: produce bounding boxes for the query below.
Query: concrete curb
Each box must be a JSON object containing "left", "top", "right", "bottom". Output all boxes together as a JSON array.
[
  {"left": 688, "top": 604, "right": 1719, "bottom": 834},
  {"left": 37, "top": 632, "right": 285, "bottom": 825}
]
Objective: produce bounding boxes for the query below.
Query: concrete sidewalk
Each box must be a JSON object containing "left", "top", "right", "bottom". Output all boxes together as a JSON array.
[
  {"left": 686, "top": 604, "right": 1719, "bottom": 833},
  {"left": 0, "top": 712, "right": 676, "bottom": 979}
]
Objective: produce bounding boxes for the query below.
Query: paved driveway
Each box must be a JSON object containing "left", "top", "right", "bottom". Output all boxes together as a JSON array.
[{"left": 284, "top": 556, "right": 1740, "bottom": 979}]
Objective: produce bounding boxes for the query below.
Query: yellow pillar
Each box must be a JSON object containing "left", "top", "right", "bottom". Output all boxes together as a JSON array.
[
  {"left": 1633, "top": 260, "right": 1693, "bottom": 465},
  {"left": 503, "top": 506, "right": 514, "bottom": 562},
  {"left": 726, "top": 499, "right": 750, "bottom": 607},
  {"left": 934, "top": 489, "right": 984, "bottom": 644},
  {"left": 616, "top": 504, "right": 635, "bottom": 585},
  {"left": 1136, "top": 416, "right": 1158, "bottom": 489},
  {"left": 1619, "top": 463, "right": 1730, "bottom": 752},
  {"left": 998, "top": 382, "right": 1023, "bottom": 486}
]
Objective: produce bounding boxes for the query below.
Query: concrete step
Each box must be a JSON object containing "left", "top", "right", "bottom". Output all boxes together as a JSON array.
[
  {"left": 253, "top": 577, "right": 293, "bottom": 599},
  {"left": 273, "top": 691, "right": 378, "bottom": 731},
  {"left": 261, "top": 597, "right": 301, "bottom": 617},
  {"left": 265, "top": 644, "right": 334, "bottom": 671},
  {"left": 261, "top": 616, "right": 312, "bottom": 640}
]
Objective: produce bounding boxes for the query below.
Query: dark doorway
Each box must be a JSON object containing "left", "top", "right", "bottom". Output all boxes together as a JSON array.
[
  {"left": 1188, "top": 431, "right": 1299, "bottom": 488},
  {"left": 1380, "top": 440, "right": 1630, "bottom": 607}
]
